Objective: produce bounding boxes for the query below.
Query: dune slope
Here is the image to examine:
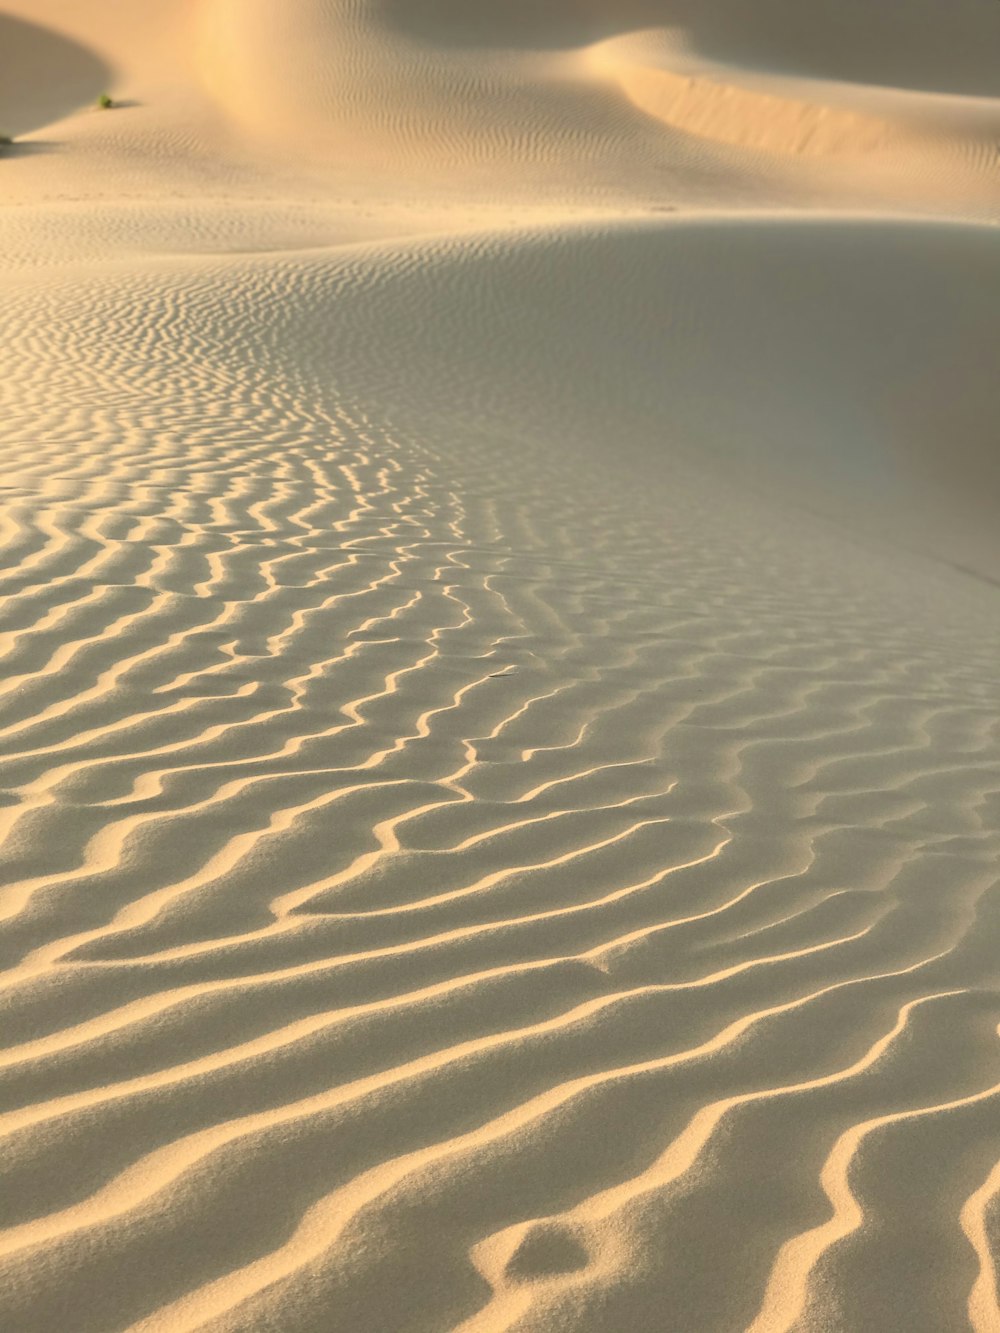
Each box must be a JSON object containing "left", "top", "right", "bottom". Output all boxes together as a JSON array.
[{"left": 0, "top": 1, "right": 999, "bottom": 1331}]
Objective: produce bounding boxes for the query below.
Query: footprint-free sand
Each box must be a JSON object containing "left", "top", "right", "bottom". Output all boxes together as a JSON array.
[{"left": 1, "top": 2, "right": 999, "bottom": 1329}]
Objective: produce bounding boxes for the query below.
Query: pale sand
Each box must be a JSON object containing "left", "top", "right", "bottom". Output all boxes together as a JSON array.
[{"left": 1, "top": 2, "right": 999, "bottom": 1330}]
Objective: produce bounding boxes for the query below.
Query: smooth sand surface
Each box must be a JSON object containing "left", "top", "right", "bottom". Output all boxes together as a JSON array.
[{"left": 1, "top": 2, "right": 999, "bottom": 1330}]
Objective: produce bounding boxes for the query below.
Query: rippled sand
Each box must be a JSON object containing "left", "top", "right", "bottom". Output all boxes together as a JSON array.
[{"left": 1, "top": 2, "right": 999, "bottom": 1330}]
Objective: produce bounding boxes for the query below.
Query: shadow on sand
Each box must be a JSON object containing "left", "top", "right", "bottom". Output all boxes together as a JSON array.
[{"left": 0, "top": 14, "right": 112, "bottom": 138}]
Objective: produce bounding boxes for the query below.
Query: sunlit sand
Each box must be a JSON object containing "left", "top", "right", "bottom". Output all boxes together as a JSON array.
[{"left": 1, "top": 2, "right": 999, "bottom": 1329}]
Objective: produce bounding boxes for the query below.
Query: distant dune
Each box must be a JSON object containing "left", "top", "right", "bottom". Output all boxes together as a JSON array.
[{"left": 1, "top": 2, "right": 999, "bottom": 1330}]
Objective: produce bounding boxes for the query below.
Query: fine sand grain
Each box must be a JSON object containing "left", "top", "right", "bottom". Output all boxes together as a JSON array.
[{"left": 1, "top": 2, "right": 999, "bottom": 1330}]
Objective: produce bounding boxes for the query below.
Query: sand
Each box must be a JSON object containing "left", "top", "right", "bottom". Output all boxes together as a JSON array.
[{"left": 0, "top": 2, "right": 999, "bottom": 1330}]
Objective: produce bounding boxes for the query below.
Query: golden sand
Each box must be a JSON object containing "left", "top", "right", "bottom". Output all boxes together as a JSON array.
[{"left": 1, "top": 2, "right": 999, "bottom": 1329}]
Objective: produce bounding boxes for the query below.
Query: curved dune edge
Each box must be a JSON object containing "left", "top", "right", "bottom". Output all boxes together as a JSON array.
[
  {"left": 190, "top": 0, "right": 1000, "bottom": 195},
  {"left": 1, "top": 1, "right": 1000, "bottom": 1331},
  {"left": 0, "top": 13, "right": 112, "bottom": 138},
  {"left": 586, "top": 34, "right": 932, "bottom": 159}
]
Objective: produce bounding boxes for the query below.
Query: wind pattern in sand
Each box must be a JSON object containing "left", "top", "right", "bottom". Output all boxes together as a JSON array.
[{"left": 1, "top": 2, "right": 1000, "bottom": 1331}]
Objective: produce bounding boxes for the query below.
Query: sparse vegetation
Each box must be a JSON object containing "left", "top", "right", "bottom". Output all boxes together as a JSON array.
[
  {"left": 0, "top": 135, "right": 13, "bottom": 147},
  {"left": 97, "top": 93, "right": 114, "bottom": 110}
]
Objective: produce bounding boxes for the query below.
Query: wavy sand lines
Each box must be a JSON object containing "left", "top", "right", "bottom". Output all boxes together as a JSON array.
[{"left": 1, "top": 1, "right": 999, "bottom": 1321}]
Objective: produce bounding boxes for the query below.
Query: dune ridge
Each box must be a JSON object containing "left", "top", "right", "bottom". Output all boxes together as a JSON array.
[{"left": 1, "top": 0, "right": 999, "bottom": 1329}]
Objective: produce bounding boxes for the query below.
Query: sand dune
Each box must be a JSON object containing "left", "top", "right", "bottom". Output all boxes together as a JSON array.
[
  {"left": 0, "top": 13, "right": 110, "bottom": 138},
  {"left": 1, "top": 0, "right": 999, "bottom": 1329}
]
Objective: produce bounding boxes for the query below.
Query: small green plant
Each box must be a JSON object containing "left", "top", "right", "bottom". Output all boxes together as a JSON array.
[
  {"left": 0, "top": 134, "right": 13, "bottom": 147},
  {"left": 97, "top": 93, "right": 114, "bottom": 110}
]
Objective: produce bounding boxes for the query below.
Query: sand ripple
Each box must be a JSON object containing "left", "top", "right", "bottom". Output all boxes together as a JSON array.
[
  {"left": 1, "top": 0, "right": 999, "bottom": 1327},
  {"left": 0, "top": 228, "right": 997, "bottom": 1331}
]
